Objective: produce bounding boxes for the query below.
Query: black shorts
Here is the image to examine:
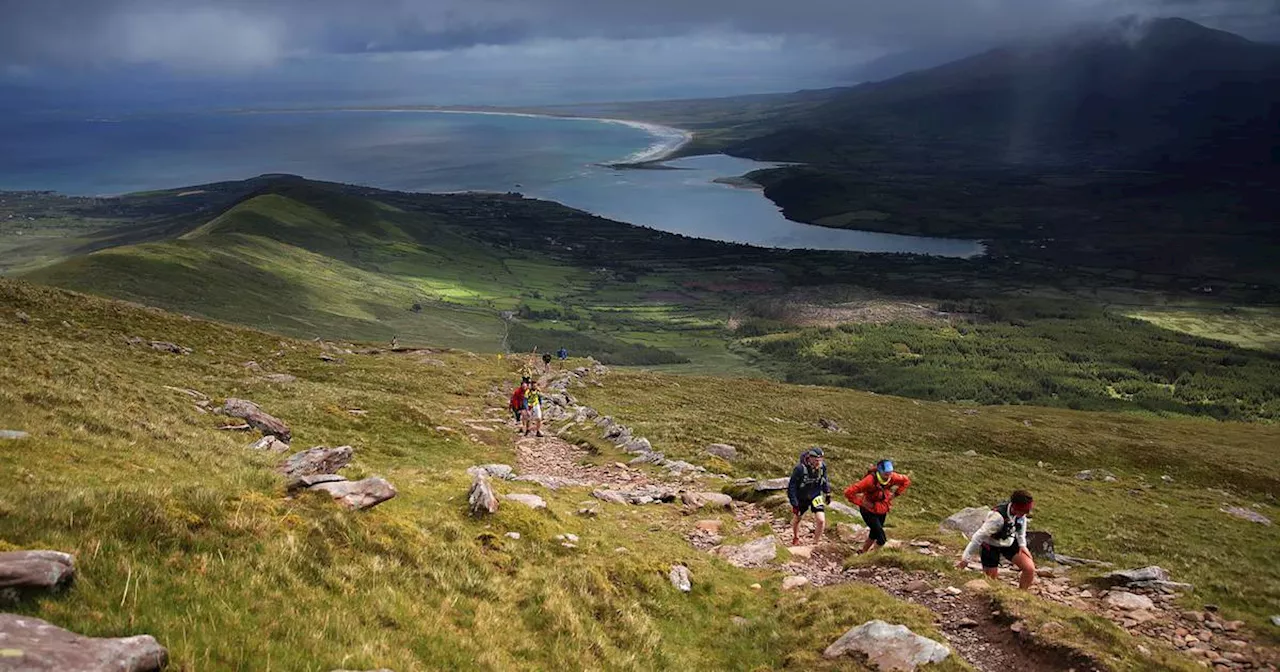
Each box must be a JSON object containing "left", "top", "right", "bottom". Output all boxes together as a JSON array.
[
  {"left": 796, "top": 496, "right": 826, "bottom": 514},
  {"left": 980, "top": 543, "right": 1021, "bottom": 569}
]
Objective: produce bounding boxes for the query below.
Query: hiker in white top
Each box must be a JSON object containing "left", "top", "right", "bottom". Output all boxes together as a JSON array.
[{"left": 955, "top": 489, "right": 1038, "bottom": 590}]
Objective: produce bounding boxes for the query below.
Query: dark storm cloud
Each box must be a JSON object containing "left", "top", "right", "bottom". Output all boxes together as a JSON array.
[{"left": 0, "top": 0, "right": 1275, "bottom": 69}]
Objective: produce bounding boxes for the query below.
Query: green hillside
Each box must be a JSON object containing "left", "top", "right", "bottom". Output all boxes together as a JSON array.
[{"left": 2, "top": 278, "right": 1277, "bottom": 670}]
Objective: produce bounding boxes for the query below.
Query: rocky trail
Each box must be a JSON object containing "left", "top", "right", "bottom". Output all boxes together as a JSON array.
[{"left": 474, "top": 362, "right": 1280, "bottom": 672}]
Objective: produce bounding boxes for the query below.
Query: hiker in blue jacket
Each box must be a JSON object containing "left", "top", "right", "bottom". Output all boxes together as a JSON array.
[{"left": 788, "top": 447, "right": 831, "bottom": 546}]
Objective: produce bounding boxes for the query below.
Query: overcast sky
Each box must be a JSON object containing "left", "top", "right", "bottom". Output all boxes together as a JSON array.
[{"left": 1, "top": 0, "right": 1276, "bottom": 107}]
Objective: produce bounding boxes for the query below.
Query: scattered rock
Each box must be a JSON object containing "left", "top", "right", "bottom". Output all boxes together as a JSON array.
[
  {"left": 822, "top": 620, "right": 950, "bottom": 670},
  {"left": 782, "top": 575, "right": 810, "bottom": 591},
  {"left": 681, "top": 492, "right": 733, "bottom": 510},
  {"left": 669, "top": 565, "right": 692, "bottom": 593},
  {"left": 591, "top": 489, "right": 629, "bottom": 505},
  {"left": 1105, "top": 591, "right": 1155, "bottom": 611},
  {"left": 0, "top": 613, "right": 167, "bottom": 672},
  {"left": 827, "top": 501, "right": 859, "bottom": 517},
  {"left": 218, "top": 398, "right": 291, "bottom": 442},
  {"left": 307, "top": 477, "right": 396, "bottom": 510},
  {"left": 260, "top": 373, "right": 296, "bottom": 384},
  {"left": 817, "top": 418, "right": 843, "bottom": 433},
  {"left": 963, "top": 579, "right": 991, "bottom": 593},
  {"left": 713, "top": 537, "right": 777, "bottom": 568},
  {"left": 694, "top": 519, "right": 723, "bottom": 534},
  {"left": 731, "top": 616, "right": 749, "bottom": 627},
  {"left": 280, "top": 446, "right": 354, "bottom": 481},
  {"left": 468, "top": 474, "right": 499, "bottom": 516},
  {"left": 903, "top": 580, "right": 930, "bottom": 593},
  {"left": 705, "top": 443, "right": 737, "bottom": 461},
  {"left": 1271, "top": 615, "right": 1280, "bottom": 627},
  {"left": 962, "top": 450, "right": 978, "bottom": 457},
  {"left": 248, "top": 435, "right": 291, "bottom": 453},
  {"left": 128, "top": 337, "right": 192, "bottom": 355},
  {"left": 466, "top": 464, "right": 515, "bottom": 481},
  {"left": 505, "top": 532, "right": 520, "bottom": 540},
  {"left": 786, "top": 546, "right": 814, "bottom": 560},
  {"left": 836, "top": 523, "right": 868, "bottom": 542},
  {"left": 1075, "top": 469, "right": 1117, "bottom": 482},
  {"left": 750, "top": 583, "right": 762, "bottom": 590},
  {"left": 1100, "top": 566, "right": 1169, "bottom": 586},
  {"left": 1025, "top": 530, "right": 1055, "bottom": 559},
  {"left": 940, "top": 507, "right": 990, "bottom": 537},
  {"left": 289, "top": 474, "right": 348, "bottom": 490},
  {"left": 0, "top": 430, "right": 29, "bottom": 440},
  {"left": 1221, "top": 506, "right": 1272, "bottom": 525},
  {"left": 504, "top": 494, "right": 547, "bottom": 510},
  {"left": 0, "top": 551, "right": 75, "bottom": 597},
  {"left": 755, "top": 478, "right": 790, "bottom": 492},
  {"left": 1161, "top": 475, "right": 1174, "bottom": 483}
]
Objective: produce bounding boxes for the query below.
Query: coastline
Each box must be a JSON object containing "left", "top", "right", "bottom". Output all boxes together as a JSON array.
[{"left": 231, "top": 106, "right": 695, "bottom": 166}]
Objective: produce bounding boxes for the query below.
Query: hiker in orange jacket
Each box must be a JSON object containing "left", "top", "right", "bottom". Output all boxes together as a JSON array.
[{"left": 844, "top": 459, "right": 911, "bottom": 554}]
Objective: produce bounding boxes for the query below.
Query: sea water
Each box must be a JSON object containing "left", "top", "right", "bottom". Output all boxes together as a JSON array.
[{"left": 0, "top": 109, "right": 982, "bottom": 256}]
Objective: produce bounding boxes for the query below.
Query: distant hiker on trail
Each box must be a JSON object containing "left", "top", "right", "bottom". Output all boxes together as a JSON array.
[
  {"left": 557, "top": 347, "right": 568, "bottom": 361},
  {"left": 509, "top": 378, "right": 529, "bottom": 425},
  {"left": 788, "top": 447, "right": 831, "bottom": 546},
  {"left": 523, "top": 380, "right": 544, "bottom": 438},
  {"left": 955, "top": 490, "right": 1038, "bottom": 590},
  {"left": 542, "top": 352, "right": 553, "bottom": 372},
  {"left": 844, "top": 459, "right": 910, "bottom": 554}
]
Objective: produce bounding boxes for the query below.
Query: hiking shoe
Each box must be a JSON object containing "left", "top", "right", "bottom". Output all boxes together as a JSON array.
[{"left": 536, "top": 432, "right": 544, "bottom": 438}]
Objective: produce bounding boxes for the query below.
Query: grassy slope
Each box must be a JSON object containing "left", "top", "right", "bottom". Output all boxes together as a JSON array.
[{"left": 575, "top": 369, "right": 1280, "bottom": 633}]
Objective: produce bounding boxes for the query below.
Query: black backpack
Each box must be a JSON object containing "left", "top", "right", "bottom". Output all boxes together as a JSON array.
[{"left": 991, "top": 502, "right": 1024, "bottom": 541}]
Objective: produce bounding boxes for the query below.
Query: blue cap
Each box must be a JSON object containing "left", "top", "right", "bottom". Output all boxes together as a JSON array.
[{"left": 877, "top": 459, "right": 894, "bottom": 474}]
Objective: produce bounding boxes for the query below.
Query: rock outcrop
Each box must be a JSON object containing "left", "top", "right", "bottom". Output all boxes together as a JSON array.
[
  {"left": 0, "top": 551, "right": 75, "bottom": 597},
  {"left": 307, "top": 477, "right": 396, "bottom": 510},
  {"left": 218, "top": 398, "right": 291, "bottom": 442},
  {"left": 705, "top": 443, "right": 737, "bottom": 461},
  {"left": 712, "top": 537, "right": 776, "bottom": 568},
  {"left": 939, "top": 507, "right": 989, "bottom": 537},
  {"left": 0, "top": 613, "right": 167, "bottom": 672},
  {"left": 280, "top": 446, "right": 354, "bottom": 482},
  {"left": 822, "top": 620, "right": 950, "bottom": 670},
  {"left": 468, "top": 474, "right": 499, "bottom": 515},
  {"left": 503, "top": 494, "right": 547, "bottom": 510},
  {"left": 669, "top": 565, "right": 692, "bottom": 593}
]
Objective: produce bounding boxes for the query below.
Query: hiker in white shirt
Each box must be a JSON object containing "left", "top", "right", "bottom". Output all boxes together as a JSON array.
[{"left": 955, "top": 490, "right": 1037, "bottom": 590}]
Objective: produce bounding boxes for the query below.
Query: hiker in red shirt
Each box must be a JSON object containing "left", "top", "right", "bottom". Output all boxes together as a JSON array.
[
  {"left": 509, "top": 378, "right": 529, "bottom": 427},
  {"left": 844, "top": 459, "right": 911, "bottom": 554}
]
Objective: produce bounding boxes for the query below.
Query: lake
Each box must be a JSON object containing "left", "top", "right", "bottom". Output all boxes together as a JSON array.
[{"left": 0, "top": 109, "right": 983, "bottom": 257}]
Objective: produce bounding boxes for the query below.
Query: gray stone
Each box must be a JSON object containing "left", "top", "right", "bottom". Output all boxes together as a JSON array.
[
  {"left": 817, "top": 418, "right": 843, "bottom": 433},
  {"left": 782, "top": 575, "right": 809, "bottom": 591},
  {"left": 1075, "top": 469, "right": 1117, "bottom": 482},
  {"left": 663, "top": 460, "right": 703, "bottom": 474},
  {"left": 0, "top": 430, "right": 29, "bottom": 440},
  {"left": 218, "top": 397, "right": 291, "bottom": 442},
  {"left": 503, "top": 494, "right": 547, "bottom": 510},
  {"left": 466, "top": 464, "right": 515, "bottom": 481},
  {"left": 823, "top": 620, "right": 950, "bottom": 670},
  {"left": 1025, "top": 530, "right": 1055, "bottom": 559},
  {"left": 629, "top": 453, "right": 665, "bottom": 466},
  {"left": 705, "top": 443, "right": 738, "bottom": 461},
  {"left": 468, "top": 474, "right": 499, "bottom": 516},
  {"left": 621, "top": 437, "right": 652, "bottom": 454},
  {"left": 1271, "top": 615, "right": 1280, "bottom": 627},
  {"left": 288, "top": 474, "right": 349, "bottom": 491},
  {"left": 681, "top": 492, "right": 733, "bottom": 510},
  {"left": 281, "top": 446, "right": 354, "bottom": 481},
  {"left": 940, "top": 507, "right": 991, "bottom": 537},
  {"left": 828, "top": 501, "right": 859, "bottom": 517},
  {"left": 249, "top": 435, "right": 291, "bottom": 453},
  {"left": 669, "top": 565, "right": 692, "bottom": 592},
  {"left": 591, "top": 489, "right": 629, "bottom": 505},
  {"left": 962, "top": 450, "right": 978, "bottom": 457},
  {"left": 755, "top": 478, "right": 790, "bottom": 492},
  {"left": 1104, "top": 591, "right": 1155, "bottom": 611},
  {"left": 713, "top": 537, "right": 776, "bottom": 568},
  {"left": 0, "top": 613, "right": 167, "bottom": 671},
  {"left": 0, "top": 551, "right": 75, "bottom": 595},
  {"left": 260, "top": 373, "right": 297, "bottom": 384},
  {"left": 514, "top": 474, "right": 590, "bottom": 489},
  {"left": 1221, "top": 506, "right": 1272, "bottom": 525},
  {"left": 1101, "top": 566, "right": 1170, "bottom": 586},
  {"left": 308, "top": 477, "right": 397, "bottom": 510}
]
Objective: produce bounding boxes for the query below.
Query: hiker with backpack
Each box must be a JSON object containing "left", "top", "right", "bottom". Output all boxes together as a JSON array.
[
  {"left": 787, "top": 447, "right": 832, "bottom": 546},
  {"left": 557, "top": 347, "right": 568, "bottom": 362},
  {"left": 523, "top": 380, "right": 544, "bottom": 438},
  {"left": 844, "top": 459, "right": 911, "bottom": 554},
  {"left": 509, "top": 378, "right": 530, "bottom": 427},
  {"left": 954, "top": 490, "right": 1038, "bottom": 590}
]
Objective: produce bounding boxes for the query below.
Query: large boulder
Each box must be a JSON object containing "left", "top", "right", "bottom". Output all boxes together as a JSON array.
[
  {"left": 217, "top": 398, "right": 291, "bottom": 442},
  {"left": 0, "top": 551, "right": 75, "bottom": 597},
  {"left": 822, "top": 620, "right": 950, "bottom": 670},
  {"left": 940, "top": 507, "right": 991, "bottom": 537},
  {"left": 1221, "top": 506, "right": 1272, "bottom": 525},
  {"left": 0, "top": 613, "right": 167, "bottom": 671},
  {"left": 705, "top": 443, "right": 737, "bottom": 461},
  {"left": 591, "top": 489, "right": 629, "bottom": 505},
  {"left": 713, "top": 537, "right": 776, "bottom": 568},
  {"left": 1025, "top": 530, "right": 1055, "bottom": 559},
  {"left": 1104, "top": 591, "right": 1155, "bottom": 611},
  {"left": 1098, "top": 566, "right": 1169, "bottom": 587},
  {"left": 249, "top": 435, "right": 291, "bottom": 453},
  {"left": 281, "top": 446, "right": 354, "bottom": 481},
  {"left": 308, "top": 477, "right": 396, "bottom": 510},
  {"left": 756, "top": 478, "right": 790, "bottom": 492}
]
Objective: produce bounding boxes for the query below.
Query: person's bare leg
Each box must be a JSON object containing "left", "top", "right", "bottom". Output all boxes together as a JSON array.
[
  {"left": 983, "top": 568, "right": 999, "bottom": 580},
  {"left": 812, "top": 512, "right": 826, "bottom": 545},
  {"left": 790, "top": 512, "right": 802, "bottom": 545},
  {"left": 1013, "top": 551, "right": 1037, "bottom": 590}
]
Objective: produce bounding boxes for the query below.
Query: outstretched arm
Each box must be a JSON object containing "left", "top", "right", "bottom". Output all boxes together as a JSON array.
[{"left": 893, "top": 473, "right": 911, "bottom": 497}]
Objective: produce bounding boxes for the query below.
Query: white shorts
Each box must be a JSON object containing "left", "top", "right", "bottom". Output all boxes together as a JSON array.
[{"left": 530, "top": 405, "right": 543, "bottom": 420}]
